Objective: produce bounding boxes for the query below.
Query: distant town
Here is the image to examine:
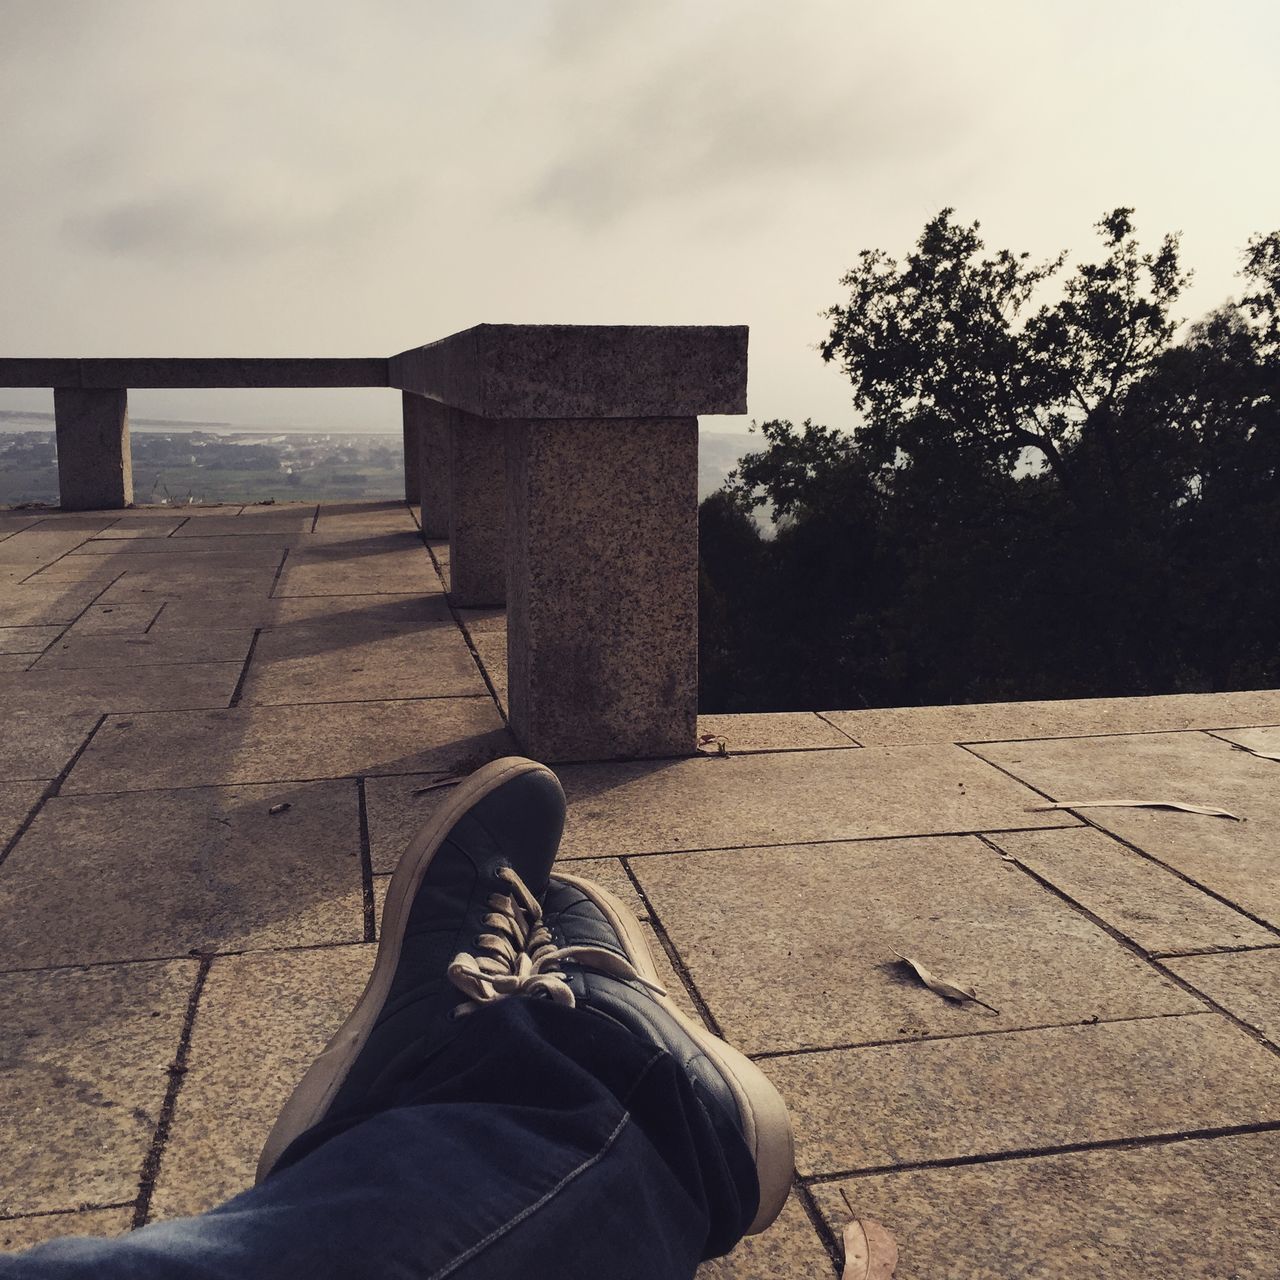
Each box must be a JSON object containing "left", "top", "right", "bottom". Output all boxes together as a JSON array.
[{"left": 0, "top": 419, "right": 753, "bottom": 509}]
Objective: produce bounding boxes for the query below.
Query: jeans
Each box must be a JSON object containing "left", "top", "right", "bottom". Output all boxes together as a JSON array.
[{"left": 2, "top": 998, "right": 759, "bottom": 1279}]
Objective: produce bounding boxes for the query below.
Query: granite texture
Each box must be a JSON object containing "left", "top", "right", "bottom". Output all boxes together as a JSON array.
[
  {"left": 412, "top": 395, "right": 451, "bottom": 539},
  {"left": 71, "top": 536, "right": 290, "bottom": 558},
  {"left": 555, "top": 745, "right": 1074, "bottom": 858},
  {"left": 67, "top": 602, "right": 163, "bottom": 634},
  {"left": 631, "top": 836, "right": 1197, "bottom": 1054},
  {"left": 824, "top": 689, "right": 1280, "bottom": 745},
  {"left": 0, "top": 781, "right": 364, "bottom": 968},
  {"left": 973, "top": 731, "right": 1280, "bottom": 928},
  {"left": 0, "top": 960, "right": 194, "bottom": 1216},
  {"left": 363, "top": 773, "right": 469, "bottom": 873},
  {"left": 506, "top": 416, "right": 697, "bottom": 761},
  {"left": 0, "top": 626, "right": 61, "bottom": 654},
  {"left": 95, "top": 568, "right": 281, "bottom": 601},
  {"left": 812, "top": 1129, "right": 1280, "bottom": 1279},
  {"left": 53, "top": 387, "right": 132, "bottom": 510},
  {"left": 1165, "top": 948, "right": 1280, "bottom": 1046},
  {"left": 987, "top": 826, "right": 1275, "bottom": 956},
  {"left": 274, "top": 546, "right": 437, "bottom": 597},
  {"left": 72, "top": 357, "right": 389, "bottom": 388},
  {"left": 697, "top": 1194, "right": 833, "bottom": 1279},
  {"left": 446, "top": 409, "right": 507, "bottom": 607},
  {"left": 0, "top": 654, "right": 32, "bottom": 671},
  {"left": 388, "top": 324, "right": 748, "bottom": 418},
  {"left": 63, "top": 699, "right": 512, "bottom": 793},
  {"left": 0, "top": 663, "right": 243, "bottom": 715},
  {"left": 92, "top": 518, "right": 186, "bottom": 539},
  {"left": 0, "top": 712, "right": 98, "bottom": 781},
  {"left": 149, "top": 591, "right": 450, "bottom": 633},
  {"left": 470, "top": 629, "right": 507, "bottom": 714},
  {"left": 240, "top": 623, "right": 485, "bottom": 706},
  {"left": 0, "top": 781, "right": 45, "bottom": 846},
  {"left": 311, "top": 500, "right": 418, "bottom": 533},
  {"left": 151, "top": 946, "right": 374, "bottom": 1219},
  {"left": 766, "top": 1013, "right": 1279, "bottom": 1176},
  {"left": 0, "top": 1209, "right": 132, "bottom": 1252},
  {"left": 0, "top": 584, "right": 104, "bottom": 626},
  {"left": 696, "top": 712, "right": 859, "bottom": 753},
  {"left": 34, "top": 629, "right": 256, "bottom": 671}
]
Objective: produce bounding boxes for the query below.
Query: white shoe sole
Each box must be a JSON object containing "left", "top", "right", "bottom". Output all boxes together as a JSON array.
[
  {"left": 554, "top": 871, "right": 796, "bottom": 1235},
  {"left": 256, "top": 756, "right": 558, "bottom": 1183}
]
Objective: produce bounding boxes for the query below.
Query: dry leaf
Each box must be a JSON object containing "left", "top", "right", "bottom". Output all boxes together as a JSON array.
[
  {"left": 268, "top": 802, "right": 291, "bottom": 816},
  {"left": 1229, "top": 742, "right": 1280, "bottom": 763},
  {"left": 1027, "top": 799, "right": 1242, "bottom": 820},
  {"left": 892, "top": 950, "right": 1000, "bottom": 1014},
  {"left": 696, "top": 733, "right": 729, "bottom": 757},
  {"left": 839, "top": 1191, "right": 899, "bottom": 1279},
  {"left": 412, "top": 776, "right": 463, "bottom": 796}
]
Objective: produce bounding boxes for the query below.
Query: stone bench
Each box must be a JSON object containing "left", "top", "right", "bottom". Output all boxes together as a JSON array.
[{"left": 1, "top": 325, "right": 748, "bottom": 762}]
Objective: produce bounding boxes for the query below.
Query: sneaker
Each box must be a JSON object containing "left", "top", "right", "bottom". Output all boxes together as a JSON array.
[
  {"left": 256, "top": 756, "right": 566, "bottom": 1182},
  {"left": 453, "top": 867, "right": 795, "bottom": 1235}
]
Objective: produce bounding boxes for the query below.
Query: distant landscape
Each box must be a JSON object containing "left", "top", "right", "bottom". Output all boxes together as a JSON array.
[{"left": 0, "top": 413, "right": 755, "bottom": 508}]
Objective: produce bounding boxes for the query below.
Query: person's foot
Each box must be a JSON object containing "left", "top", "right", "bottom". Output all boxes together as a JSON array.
[
  {"left": 448, "top": 868, "right": 795, "bottom": 1235},
  {"left": 256, "top": 756, "right": 566, "bottom": 1181}
]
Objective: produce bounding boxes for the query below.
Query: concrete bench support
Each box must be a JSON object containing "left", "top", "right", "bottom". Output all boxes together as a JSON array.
[
  {"left": 53, "top": 387, "right": 132, "bottom": 510},
  {"left": 506, "top": 417, "right": 698, "bottom": 761},
  {"left": 415, "top": 398, "right": 451, "bottom": 540},
  {"left": 447, "top": 409, "right": 506, "bottom": 606},
  {"left": 401, "top": 393, "right": 423, "bottom": 504}
]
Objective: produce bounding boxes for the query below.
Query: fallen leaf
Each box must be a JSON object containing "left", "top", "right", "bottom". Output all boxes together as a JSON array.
[
  {"left": 696, "top": 733, "right": 729, "bottom": 757},
  {"left": 1027, "top": 799, "right": 1242, "bottom": 820},
  {"left": 268, "top": 802, "right": 291, "bottom": 815},
  {"left": 412, "top": 776, "right": 463, "bottom": 796},
  {"left": 839, "top": 1191, "right": 899, "bottom": 1279},
  {"left": 892, "top": 951, "right": 1000, "bottom": 1014},
  {"left": 1229, "top": 742, "right": 1280, "bottom": 763}
]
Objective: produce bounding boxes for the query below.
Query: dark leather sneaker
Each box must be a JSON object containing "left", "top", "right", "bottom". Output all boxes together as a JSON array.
[
  {"left": 256, "top": 756, "right": 566, "bottom": 1182},
  {"left": 449, "top": 868, "right": 795, "bottom": 1235}
]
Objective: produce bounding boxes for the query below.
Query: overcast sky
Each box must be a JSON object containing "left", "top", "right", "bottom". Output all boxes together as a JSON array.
[{"left": 1, "top": 0, "right": 1277, "bottom": 434}]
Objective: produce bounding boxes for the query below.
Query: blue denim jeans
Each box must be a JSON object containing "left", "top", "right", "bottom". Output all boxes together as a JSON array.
[{"left": 2, "top": 999, "right": 759, "bottom": 1279}]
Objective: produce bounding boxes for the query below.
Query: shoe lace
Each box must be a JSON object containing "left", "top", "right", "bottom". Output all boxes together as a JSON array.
[{"left": 447, "top": 868, "right": 665, "bottom": 1016}]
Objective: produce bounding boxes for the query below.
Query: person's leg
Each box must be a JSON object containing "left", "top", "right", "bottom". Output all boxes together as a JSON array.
[{"left": 2, "top": 998, "right": 756, "bottom": 1280}]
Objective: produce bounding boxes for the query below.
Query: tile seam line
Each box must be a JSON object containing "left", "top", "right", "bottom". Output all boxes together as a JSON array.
[
  {"left": 0, "top": 1202, "right": 134, "bottom": 1224},
  {"left": 132, "top": 956, "right": 212, "bottom": 1229},
  {"left": 836, "top": 717, "right": 1280, "bottom": 749},
  {"left": 748, "top": 1008, "right": 1213, "bottom": 1061},
  {"left": 975, "top": 834, "right": 1280, "bottom": 1059},
  {"left": 0, "top": 935, "right": 374, "bottom": 978},
  {"left": 972, "top": 762, "right": 1280, "bottom": 941},
  {"left": 356, "top": 778, "right": 377, "bottom": 942},
  {"left": 13, "top": 524, "right": 120, "bottom": 584},
  {"left": 618, "top": 856, "right": 722, "bottom": 1037},
  {"left": 1154, "top": 941, "right": 1280, "bottom": 959},
  {"left": 813, "top": 710, "right": 863, "bottom": 746},
  {"left": 801, "top": 1116, "right": 1280, "bottom": 1185},
  {"left": 0, "top": 712, "right": 107, "bottom": 871},
  {"left": 792, "top": 1181, "right": 843, "bottom": 1276}
]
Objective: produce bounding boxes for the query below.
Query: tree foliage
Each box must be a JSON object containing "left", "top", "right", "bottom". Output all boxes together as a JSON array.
[{"left": 700, "top": 210, "right": 1280, "bottom": 712}]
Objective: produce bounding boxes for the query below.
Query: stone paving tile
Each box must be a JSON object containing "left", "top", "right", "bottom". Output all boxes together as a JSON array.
[
  {"left": 91, "top": 518, "right": 186, "bottom": 539},
  {"left": 0, "top": 960, "right": 195, "bottom": 1216},
  {"left": 455, "top": 606, "right": 506, "bottom": 634},
  {"left": 556, "top": 746, "right": 1074, "bottom": 859},
  {"left": 64, "top": 699, "right": 512, "bottom": 793},
  {"left": 697, "top": 712, "right": 859, "bottom": 752},
  {"left": 698, "top": 1194, "right": 833, "bottom": 1279},
  {"left": 0, "top": 780, "right": 45, "bottom": 845},
  {"left": 1165, "top": 949, "right": 1280, "bottom": 1046},
  {"left": 0, "top": 626, "right": 61, "bottom": 654},
  {"left": 825, "top": 689, "right": 1280, "bottom": 746},
  {"left": 313, "top": 501, "right": 417, "bottom": 532},
  {"left": 470, "top": 630, "right": 507, "bottom": 713},
  {"left": 92, "top": 568, "right": 280, "bottom": 601},
  {"left": 632, "top": 836, "right": 1197, "bottom": 1055},
  {"left": 0, "top": 530, "right": 98, "bottom": 566},
  {"left": 987, "top": 827, "right": 1276, "bottom": 956},
  {"left": 240, "top": 624, "right": 485, "bottom": 706},
  {"left": 0, "top": 781, "right": 364, "bottom": 969},
  {"left": 34, "top": 629, "right": 256, "bottom": 670},
  {"left": 766, "top": 1013, "right": 1280, "bottom": 1177},
  {"left": 0, "top": 584, "right": 109, "bottom": 625},
  {"left": 148, "top": 591, "right": 450, "bottom": 633},
  {"left": 363, "top": 774, "right": 458, "bottom": 873},
  {"left": 170, "top": 516, "right": 314, "bottom": 538},
  {"left": 0, "top": 1208, "right": 132, "bottom": 1251},
  {"left": 151, "top": 946, "right": 374, "bottom": 1219},
  {"left": 71, "top": 537, "right": 289, "bottom": 559},
  {"left": 1212, "top": 724, "right": 1280, "bottom": 756},
  {"left": 0, "top": 663, "right": 242, "bottom": 716},
  {"left": 274, "top": 547, "right": 437, "bottom": 597},
  {"left": 813, "top": 1129, "right": 1280, "bottom": 1280},
  {"left": 0, "top": 712, "right": 98, "bottom": 781},
  {"left": 0, "top": 654, "right": 31, "bottom": 671},
  {"left": 973, "top": 731, "right": 1280, "bottom": 929},
  {"left": 65, "top": 602, "right": 163, "bottom": 635}
]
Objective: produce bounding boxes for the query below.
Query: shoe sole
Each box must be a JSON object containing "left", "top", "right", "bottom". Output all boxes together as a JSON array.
[
  {"left": 256, "top": 756, "right": 558, "bottom": 1183},
  {"left": 555, "top": 871, "right": 796, "bottom": 1235}
]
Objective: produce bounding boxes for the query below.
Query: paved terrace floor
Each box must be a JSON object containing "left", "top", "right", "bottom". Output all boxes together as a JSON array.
[{"left": 2, "top": 500, "right": 1279, "bottom": 1278}]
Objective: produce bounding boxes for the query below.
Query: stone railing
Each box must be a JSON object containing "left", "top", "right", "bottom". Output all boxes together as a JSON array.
[{"left": 0, "top": 325, "right": 748, "bottom": 761}]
